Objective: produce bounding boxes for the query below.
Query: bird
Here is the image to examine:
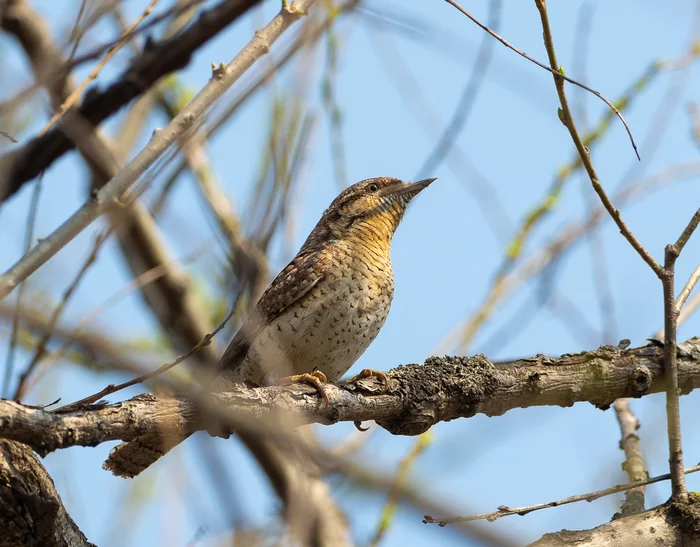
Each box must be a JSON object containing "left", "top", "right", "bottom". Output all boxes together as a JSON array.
[{"left": 104, "top": 176, "right": 435, "bottom": 478}]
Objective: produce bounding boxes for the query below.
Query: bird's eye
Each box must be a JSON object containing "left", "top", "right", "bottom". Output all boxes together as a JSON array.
[{"left": 368, "top": 183, "right": 379, "bottom": 192}]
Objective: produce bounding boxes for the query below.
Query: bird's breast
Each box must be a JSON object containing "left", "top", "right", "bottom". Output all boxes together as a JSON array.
[{"left": 242, "top": 254, "right": 394, "bottom": 384}]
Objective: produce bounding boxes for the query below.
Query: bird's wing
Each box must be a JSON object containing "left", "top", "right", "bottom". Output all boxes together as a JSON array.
[{"left": 217, "top": 249, "right": 328, "bottom": 374}]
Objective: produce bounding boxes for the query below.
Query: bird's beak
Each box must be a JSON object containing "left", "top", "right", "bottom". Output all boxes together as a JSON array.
[{"left": 389, "top": 177, "right": 437, "bottom": 198}]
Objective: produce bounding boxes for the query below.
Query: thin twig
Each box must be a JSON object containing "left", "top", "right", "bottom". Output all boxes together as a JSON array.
[
  {"left": 13, "top": 231, "right": 108, "bottom": 401},
  {"left": 2, "top": 172, "right": 43, "bottom": 397},
  {"left": 0, "top": 130, "right": 17, "bottom": 143},
  {"left": 16, "top": 239, "right": 215, "bottom": 399},
  {"left": 671, "top": 208, "right": 700, "bottom": 257},
  {"left": 533, "top": 0, "right": 661, "bottom": 276},
  {"left": 436, "top": 160, "right": 700, "bottom": 354},
  {"left": 38, "top": 0, "right": 161, "bottom": 137},
  {"left": 442, "top": 0, "right": 640, "bottom": 159},
  {"left": 56, "top": 299, "right": 237, "bottom": 410},
  {"left": 370, "top": 432, "right": 433, "bottom": 546},
  {"left": 423, "top": 463, "right": 700, "bottom": 525},
  {"left": 0, "top": 0, "right": 316, "bottom": 301},
  {"left": 676, "top": 263, "right": 700, "bottom": 314}
]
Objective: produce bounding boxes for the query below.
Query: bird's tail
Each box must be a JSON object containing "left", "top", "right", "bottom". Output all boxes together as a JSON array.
[{"left": 103, "top": 431, "right": 193, "bottom": 478}]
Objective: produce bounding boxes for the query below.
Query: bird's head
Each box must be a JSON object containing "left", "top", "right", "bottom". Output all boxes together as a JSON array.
[{"left": 302, "top": 177, "right": 436, "bottom": 252}]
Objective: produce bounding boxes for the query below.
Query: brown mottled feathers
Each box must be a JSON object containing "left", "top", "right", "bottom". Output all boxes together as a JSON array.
[{"left": 217, "top": 248, "right": 327, "bottom": 375}]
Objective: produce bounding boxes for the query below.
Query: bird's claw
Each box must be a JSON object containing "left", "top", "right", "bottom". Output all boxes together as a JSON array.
[
  {"left": 347, "top": 369, "right": 389, "bottom": 432},
  {"left": 354, "top": 420, "right": 370, "bottom": 432},
  {"left": 277, "top": 370, "right": 329, "bottom": 407},
  {"left": 346, "top": 368, "right": 389, "bottom": 387}
]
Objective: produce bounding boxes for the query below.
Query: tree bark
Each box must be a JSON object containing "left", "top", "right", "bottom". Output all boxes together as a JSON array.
[
  {"left": 0, "top": 440, "right": 93, "bottom": 547},
  {"left": 2, "top": 338, "right": 698, "bottom": 456},
  {"left": 530, "top": 498, "right": 700, "bottom": 546}
]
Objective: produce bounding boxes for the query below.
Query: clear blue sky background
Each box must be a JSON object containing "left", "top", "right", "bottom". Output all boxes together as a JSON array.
[{"left": 1, "top": 1, "right": 700, "bottom": 545}]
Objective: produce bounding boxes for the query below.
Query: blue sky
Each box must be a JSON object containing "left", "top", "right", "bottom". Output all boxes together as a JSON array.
[{"left": 1, "top": 1, "right": 700, "bottom": 545}]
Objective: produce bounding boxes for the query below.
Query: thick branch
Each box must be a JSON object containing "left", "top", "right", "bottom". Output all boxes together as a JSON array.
[
  {"left": 530, "top": 499, "right": 700, "bottom": 547},
  {"left": 2, "top": 338, "right": 700, "bottom": 455},
  {"left": 0, "top": 440, "right": 94, "bottom": 547}
]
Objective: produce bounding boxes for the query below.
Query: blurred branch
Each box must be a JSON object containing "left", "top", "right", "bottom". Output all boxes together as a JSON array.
[
  {"left": 38, "top": 0, "right": 160, "bottom": 137},
  {"left": 13, "top": 231, "right": 108, "bottom": 401},
  {"left": 369, "top": 25, "right": 511, "bottom": 242},
  {"left": 0, "top": 0, "right": 264, "bottom": 203},
  {"left": 0, "top": 439, "right": 95, "bottom": 547},
  {"left": 0, "top": 0, "right": 316, "bottom": 300},
  {"left": 690, "top": 102, "right": 700, "bottom": 147},
  {"left": 438, "top": 159, "right": 700, "bottom": 354},
  {"left": 417, "top": 0, "right": 500, "bottom": 178},
  {"left": 613, "top": 398, "right": 647, "bottom": 516},
  {"left": 2, "top": 172, "right": 42, "bottom": 398},
  {"left": 152, "top": 0, "right": 362, "bottom": 214},
  {"left": 677, "top": 263, "right": 700, "bottom": 314},
  {"left": 322, "top": 6, "right": 349, "bottom": 190},
  {"left": 3, "top": 338, "right": 700, "bottom": 452},
  {"left": 0, "top": 0, "right": 218, "bottom": 374},
  {"left": 370, "top": 432, "right": 433, "bottom": 547},
  {"left": 446, "top": 63, "right": 667, "bottom": 351}
]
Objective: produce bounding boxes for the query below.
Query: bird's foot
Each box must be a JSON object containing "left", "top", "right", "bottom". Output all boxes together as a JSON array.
[
  {"left": 346, "top": 368, "right": 389, "bottom": 387},
  {"left": 348, "top": 369, "right": 389, "bottom": 432},
  {"left": 277, "top": 369, "right": 329, "bottom": 407}
]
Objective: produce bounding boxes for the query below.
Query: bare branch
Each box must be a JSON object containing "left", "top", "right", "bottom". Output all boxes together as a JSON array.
[
  {"left": 38, "top": 0, "right": 160, "bottom": 137},
  {"left": 0, "top": 0, "right": 317, "bottom": 301},
  {"left": 2, "top": 338, "right": 700, "bottom": 455},
  {"left": 677, "top": 263, "right": 700, "bottom": 314},
  {"left": 0, "top": 0, "right": 264, "bottom": 203},
  {"left": 423, "top": 464, "right": 700, "bottom": 525},
  {"left": 529, "top": 501, "right": 700, "bottom": 546},
  {"left": 533, "top": 0, "right": 662, "bottom": 276},
  {"left": 0, "top": 440, "right": 94, "bottom": 546}
]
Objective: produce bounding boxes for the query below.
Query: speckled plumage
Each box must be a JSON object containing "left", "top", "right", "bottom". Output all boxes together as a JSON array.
[
  {"left": 103, "top": 176, "right": 434, "bottom": 478},
  {"left": 216, "top": 176, "right": 433, "bottom": 387}
]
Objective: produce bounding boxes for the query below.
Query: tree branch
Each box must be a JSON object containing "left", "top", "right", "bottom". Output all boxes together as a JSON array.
[
  {"left": 0, "top": 0, "right": 316, "bottom": 301},
  {"left": 0, "top": 0, "right": 263, "bottom": 203},
  {"left": 0, "top": 0, "right": 219, "bottom": 370},
  {"left": 533, "top": 0, "right": 662, "bottom": 276},
  {"left": 613, "top": 398, "right": 647, "bottom": 516},
  {"left": 423, "top": 463, "right": 700, "bottom": 525},
  {"left": 2, "top": 338, "right": 700, "bottom": 457},
  {"left": 0, "top": 440, "right": 94, "bottom": 547},
  {"left": 529, "top": 499, "right": 700, "bottom": 547}
]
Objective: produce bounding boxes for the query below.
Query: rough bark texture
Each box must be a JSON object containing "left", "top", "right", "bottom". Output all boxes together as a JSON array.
[
  {"left": 0, "top": 440, "right": 93, "bottom": 547},
  {"left": 1, "top": 339, "right": 700, "bottom": 545},
  {"left": 530, "top": 497, "right": 700, "bottom": 546},
  {"left": 0, "top": 338, "right": 699, "bottom": 455}
]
